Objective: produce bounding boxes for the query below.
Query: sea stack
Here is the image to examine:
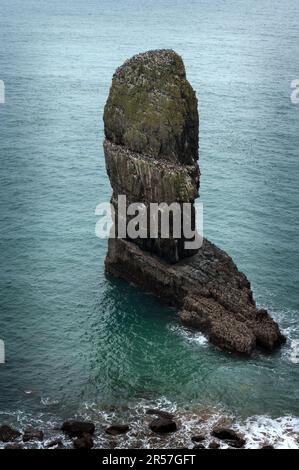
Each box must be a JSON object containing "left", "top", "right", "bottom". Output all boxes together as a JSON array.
[{"left": 103, "top": 49, "right": 285, "bottom": 355}]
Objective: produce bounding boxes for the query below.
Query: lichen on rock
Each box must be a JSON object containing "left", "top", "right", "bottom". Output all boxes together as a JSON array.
[{"left": 104, "top": 49, "right": 199, "bottom": 165}]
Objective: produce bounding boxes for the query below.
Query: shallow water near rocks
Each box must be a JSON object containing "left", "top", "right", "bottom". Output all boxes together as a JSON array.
[{"left": 0, "top": 0, "right": 298, "bottom": 448}]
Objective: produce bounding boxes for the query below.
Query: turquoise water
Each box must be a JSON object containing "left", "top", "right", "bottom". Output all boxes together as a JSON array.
[{"left": 0, "top": 0, "right": 298, "bottom": 447}]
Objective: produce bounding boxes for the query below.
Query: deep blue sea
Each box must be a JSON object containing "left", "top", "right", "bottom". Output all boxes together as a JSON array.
[{"left": 0, "top": 0, "right": 298, "bottom": 448}]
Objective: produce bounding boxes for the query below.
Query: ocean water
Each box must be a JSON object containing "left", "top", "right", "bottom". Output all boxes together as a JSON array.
[{"left": 0, "top": 0, "right": 298, "bottom": 448}]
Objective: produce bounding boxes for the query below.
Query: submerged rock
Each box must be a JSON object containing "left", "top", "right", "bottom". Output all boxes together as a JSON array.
[
  {"left": 146, "top": 409, "right": 174, "bottom": 419},
  {"left": 149, "top": 417, "right": 177, "bottom": 433},
  {"left": 0, "top": 425, "right": 21, "bottom": 443},
  {"left": 105, "top": 424, "right": 129, "bottom": 435},
  {"left": 103, "top": 49, "right": 285, "bottom": 355}
]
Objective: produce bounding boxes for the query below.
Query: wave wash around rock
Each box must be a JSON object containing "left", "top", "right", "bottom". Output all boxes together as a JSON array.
[{"left": 103, "top": 49, "right": 285, "bottom": 355}]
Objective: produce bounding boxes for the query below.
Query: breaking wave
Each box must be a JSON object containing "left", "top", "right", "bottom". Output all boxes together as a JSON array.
[{"left": 1, "top": 398, "right": 298, "bottom": 449}]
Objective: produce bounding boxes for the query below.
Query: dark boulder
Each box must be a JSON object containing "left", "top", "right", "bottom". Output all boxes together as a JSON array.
[
  {"left": 73, "top": 433, "right": 93, "bottom": 449},
  {"left": 149, "top": 417, "right": 177, "bottom": 434},
  {"left": 226, "top": 438, "right": 246, "bottom": 448},
  {"left": 191, "top": 434, "right": 205, "bottom": 443},
  {"left": 61, "top": 420, "right": 95, "bottom": 437},
  {"left": 23, "top": 428, "right": 44, "bottom": 442},
  {"left": 212, "top": 427, "right": 243, "bottom": 441},
  {"left": 212, "top": 427, "right": 245, "bottom": 448},
  {"left": 209, "top": 441, "right": 220, "bottom": 449},
  {"left": 105, "top": 424, "right": 129, "bottom": 436},
  {"left": 0, "top": 425, "right": 21, "bottom": 442}
]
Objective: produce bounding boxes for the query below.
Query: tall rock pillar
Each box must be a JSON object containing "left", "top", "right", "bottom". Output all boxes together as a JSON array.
[{"left": 102, "top": 49, "right": 285, "bottom": 355}]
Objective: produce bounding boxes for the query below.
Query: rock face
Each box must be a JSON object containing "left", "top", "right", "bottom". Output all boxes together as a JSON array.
[
  {"left": 103, "top": 49, "right": 285, "bottom": 355},
  {"left": 104, "top": 49, "right": 199, "bottom": 263},
  {"left": 105, "top": 238, "right": 284, "bottom": 354}
]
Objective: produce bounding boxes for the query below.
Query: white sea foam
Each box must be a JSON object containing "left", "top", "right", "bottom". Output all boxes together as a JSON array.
[
  {"left": 256, "top": 302, "right": 299, "bottom": 365},
  {"left": 289, "top": 339, "right": 299, "bottom": 364},
  {"left": 40, "top": 396, "right": 60, "bottom": 406},
  {"left": 75, "top": 398, "right": 299, "bottom": 450},
  {"left": 0, "top": 401, "right": 298, "bottom": 449},
  {"left": 235, "top": 415, "right": 299, "bottom": 449},
  {"left": 168, "top": 323, "right": 208, "bottom": 346}
]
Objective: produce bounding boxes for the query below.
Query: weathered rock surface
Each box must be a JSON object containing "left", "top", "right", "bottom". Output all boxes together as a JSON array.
[
  {"left": 103, "top": 49, "right": 285, "bottom": 355},
  {"left": 106, "top": 237, "right": 285, "bottom": 355}
]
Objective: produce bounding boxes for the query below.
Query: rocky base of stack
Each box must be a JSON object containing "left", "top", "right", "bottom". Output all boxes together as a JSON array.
[{"left": 105, "top": 238, "right": 285, "bottom": 355}]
